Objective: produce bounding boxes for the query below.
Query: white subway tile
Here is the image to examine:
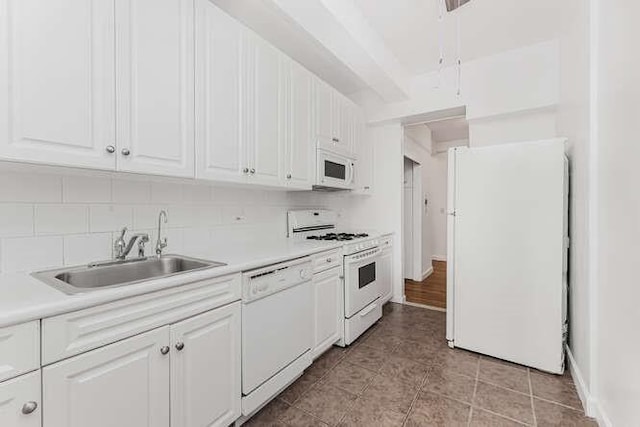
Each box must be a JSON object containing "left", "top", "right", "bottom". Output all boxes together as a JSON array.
[
  {"left": 35, "top": 205, "right": 88, "bottom": 235},
  {"left": 133, "top": 206, "right": 167, "bottom": 230},
  {"left": 0, "top": 172, "right": 62, "bottom": 202},
  {"left": 1, "top": 236, "right": 63, "bottom": 272},
  {"left": 112, "top": 179, "right": 151, "bottom": 204},
  {"left": 64, "top": 233, "right": 112, "bottom": 266},
  {"left": 183, "top": 184, "right": 211, "bottom": 204},
  {"left": 63, "top": 176, "right": 112, "bottom": 203},
  {"left": 89, "top": 205, "right": 133, "bottom": 233},
  {"left": 193, "top": 206, "right": 222, "bottom": 227},
  {"left": 151, "top": 182, "right": 183, "bottom": 204},
  {"left": 0, "top": 204, "right": 34, "bottom": 237},
  {"left": 182, "top": 228, "right": 211, "bottom": 252},
  {"left": 221, "top": 206, "right": 246, "bottom": 224},
  {"left": 170, "top": 206, "right": 194, "bottom": 228}
]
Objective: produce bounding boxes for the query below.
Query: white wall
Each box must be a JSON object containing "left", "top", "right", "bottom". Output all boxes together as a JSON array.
[
  {"left": 403, "top": 130, "right": 433, "bottom": 278},
  {"left": 0, "top": 168, "right": 350, "bottom": 273},
  {"left": 424, "top": 151, "right": 448, "bottom": 261},
  {"left": 556, "top": 0, "right": 594, "bottom": 409},
  {"left": 469, "top": 108, "right": 558, "bottom": 147},
  {"left": 350, "top": 124, "right": 404, "bottom": 302},
  {"left": 593, "top": 0, "right": 640, "bottom": 424}
]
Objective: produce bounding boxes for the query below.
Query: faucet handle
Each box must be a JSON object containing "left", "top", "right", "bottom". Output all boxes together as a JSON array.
[{"left": 118, "top": 227, "right": 128, "bottom": 239}]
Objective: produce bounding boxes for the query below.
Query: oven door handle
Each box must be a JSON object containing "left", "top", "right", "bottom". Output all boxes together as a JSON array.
[{"left": 360, "top": 302, "right": 378, "bottom": 317}]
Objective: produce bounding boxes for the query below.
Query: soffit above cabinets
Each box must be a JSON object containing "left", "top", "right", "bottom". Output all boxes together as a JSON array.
[{"left": 211, "top": 0, "right": 410, "bottom": 103}]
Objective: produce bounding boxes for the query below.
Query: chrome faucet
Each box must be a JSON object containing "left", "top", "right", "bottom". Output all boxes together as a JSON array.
[
  {"left": 114, "top": 227, "right": 150, "bottom": 260},
  {"left": 155, "top": 210, "right": 168, "bottom": 257}
]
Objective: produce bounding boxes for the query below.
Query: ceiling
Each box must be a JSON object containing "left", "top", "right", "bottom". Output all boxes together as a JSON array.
[
  {"left": 425, "top": 116, "right": 469, "bottom": 143},
  {"left": 352, "top": 0, "right": 566, "bottom": 75}
]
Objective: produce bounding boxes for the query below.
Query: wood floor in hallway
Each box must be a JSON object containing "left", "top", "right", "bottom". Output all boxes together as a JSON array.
[{"left": 404, "top": 260, "right": 447, "bottom": 309}]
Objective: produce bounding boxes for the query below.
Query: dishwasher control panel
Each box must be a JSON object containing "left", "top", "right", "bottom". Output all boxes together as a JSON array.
[{"left": 242, "top": 257, "right": 312, "bottom": 302}]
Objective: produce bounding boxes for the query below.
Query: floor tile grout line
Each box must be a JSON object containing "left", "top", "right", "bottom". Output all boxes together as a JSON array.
[
  {"left": 532, "top": 395, "right": 584, "bottom": 411},
  {"left": 400, "top": 365, "right": 430, "bottom": 427},
  {"left": 467, "top": 356, "right": 481, "bottom": 426},
  {"left": 528, "top": 368, "right": 538, "bottom": 427},
  {"left": 468, "top": 406, "right": 532, "bottom": 426}
]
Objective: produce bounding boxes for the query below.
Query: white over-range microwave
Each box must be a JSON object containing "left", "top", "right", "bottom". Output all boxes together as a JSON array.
[{"left": 314, "top": 149, "right": 356, "bottom": 191}]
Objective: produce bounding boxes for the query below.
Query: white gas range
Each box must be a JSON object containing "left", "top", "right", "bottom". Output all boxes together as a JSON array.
[{"left": 288, "top": 210, "right": 384, "bottom": 345}]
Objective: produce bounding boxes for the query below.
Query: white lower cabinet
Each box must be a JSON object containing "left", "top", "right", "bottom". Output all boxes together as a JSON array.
[
  {"left": 312, "top": 266, "right": 343, "bottom": 358},
  {"left": 43, "top": 302, "right": 241, "bottom": 427},
  {"left": 379, "top": 236, "right": 394, "bottom": 303},
  {"left": 170, "top": 302, "right": 241, "bottom": 427},
  {"left": 43, "top": 326, "right": 170, "bottom": 427},
  {"left": 0, "top": 371, "right": 41, "bottom": 427}
]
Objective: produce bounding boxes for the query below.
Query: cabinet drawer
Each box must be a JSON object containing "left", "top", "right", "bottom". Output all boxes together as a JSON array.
[
  {"left": 0, "top": 321, "right": 39, "bottom": 382},
  {"left": 312, "top": 249, "right": 342, "bottom": 274},
  {"left": 42, "top": 273, "right": 241, "bottom": 364},
  {"left": 0, "top": 370, "right": 41, "bottom": 427}
]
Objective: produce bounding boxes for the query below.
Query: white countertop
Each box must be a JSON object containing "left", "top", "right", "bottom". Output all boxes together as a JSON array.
[{"left": 0, "top": 238, "right": 346, "bottom": 328}]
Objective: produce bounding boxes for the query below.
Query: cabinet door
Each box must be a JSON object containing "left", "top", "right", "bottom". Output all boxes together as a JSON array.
[
  {"left": 0, "top": 0, "right": 116, "bottom": 169},
  {"left": 379, "top": 248, "right": 393, "bottom": 303},
  {"left": 286, "top": 62, "right": 314, "bottom": 189},
  {"left": 247, "top": 35, "right": 282, "bottom": 186},
  {"left": 115, "top": 0, "right": 195, "bottom": 177},
  {"left": 170, "top": 302, "right": 241, "bottom": 427},
  {"left": 353, "top": 114, "right": 373, "bottom": 195},
  {"left": 195, "top": 0, "right": 246, "bottom": 183},
  {"left": 312, "top": 267, "right": 343, "bottom": 358},
  {"left": 0, "top": 371, "right": 41, "bottom": 427},
  {"left": 43, "top": 327, "right": 170, "bottom": 427},
  {"left": 313, "top": 78, "right": 333, "bottom": 143}
]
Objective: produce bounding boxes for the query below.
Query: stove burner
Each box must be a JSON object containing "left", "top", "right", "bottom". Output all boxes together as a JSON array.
[{"left": 307, "top": 232, "right": 369, "bottom": 241}]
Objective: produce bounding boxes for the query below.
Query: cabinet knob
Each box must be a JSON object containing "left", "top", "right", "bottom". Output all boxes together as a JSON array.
[
  {"left": 160, "top": 346, "right": 170, "bottom": 355},
  {"left": 332, "top": 137, "right": 339, "bottom": 143},
  {"left": 326, "top": 258, "right": 332, "bottom": 263},
  {"left": 21, "top": 401, "right": 37, "bottom": 415},
  {"left": 175, "top": 342, "right": 185, "bottom": 351},
  {"left": 121, "top": 148, "right": 131, "bottom": 156},
  {"left": 243, "top": 167, "right": 249, "bottom": 174},
  {"left": 286, "top": 173, "right": 292, "bottom": 179},
  {"left": 250, "top": 168, "right": 256, "bottom": 174},
  {"left": 105, "top": 145, "right": 116, "bottom": 154}
]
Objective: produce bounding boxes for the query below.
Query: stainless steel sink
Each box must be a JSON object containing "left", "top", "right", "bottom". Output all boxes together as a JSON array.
[{"left": 33, "top": 255, "right": 226, "bottom": 295}]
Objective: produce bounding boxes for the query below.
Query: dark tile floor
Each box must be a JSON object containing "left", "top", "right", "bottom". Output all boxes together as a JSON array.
[{"left": 246, "top": 302, "right": 596, "bottom": 426}]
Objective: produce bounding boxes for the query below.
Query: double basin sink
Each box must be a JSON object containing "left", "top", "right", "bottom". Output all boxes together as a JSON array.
[{"left": 33, "top": 255, "right": 227, "bottom": 295}]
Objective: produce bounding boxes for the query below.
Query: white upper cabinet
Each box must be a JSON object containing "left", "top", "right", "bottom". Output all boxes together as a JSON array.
[
  {"left": 283, "top": 59, "right": 314, "bottom": 189},
  {"left": 313, "top": 78, "right": 357, "bottom": 158},
  {"left": 352, "top": 112, "right": 373, "bottom": 194},
  {"left": 246, "top": 34, "right": 283, "bottom": 186},
  {"left": 115, "top": 0, "right": 195, "bottom": 178},
  {"left": 195, "top": 0, "right": 245, "bottom": 183},
  {"left": 170, "top": 302, "right": 241, "bottom": 427},
  {"left": 0, "top": 0, "right": 117, "bottom": 169}
]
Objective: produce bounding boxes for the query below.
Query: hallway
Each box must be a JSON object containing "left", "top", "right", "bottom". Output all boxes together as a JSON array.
[{"left": 405, "top": 261, "right": 447, "bottom": 309}]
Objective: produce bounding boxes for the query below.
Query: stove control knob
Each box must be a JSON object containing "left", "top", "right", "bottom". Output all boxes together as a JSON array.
[{"left": 300, "top": 269, "right": 308, "bottom": 279}]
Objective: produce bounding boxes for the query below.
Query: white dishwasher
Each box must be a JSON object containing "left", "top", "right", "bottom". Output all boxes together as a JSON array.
[{"left": 241, "top": 257, "right": 313, "bottom": 416}]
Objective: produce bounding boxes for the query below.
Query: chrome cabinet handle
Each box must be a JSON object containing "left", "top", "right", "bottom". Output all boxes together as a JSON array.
[
  {"left": 21, "top": 401, "right": 37, "bottom": 415},
  {"left": 332, "top": 137, "right": 339, "bottom": 143},
  {"left": 121, "top": 148, "right": 131, "bottom": 156},
  {"left": 160, "top": 346, "right": 170, "bottom": 355},
  {"left": 175, "top": 342, "right": 185, "bottom": 351},
  {"left": 105, "top": 145, "right": 116, "bottom": 154},
  {"left": 250, "top": 168, "right": 256, "bottom": 174},
  {"left": 243, "top": 167, "right": 249, "bottom": 174},
  {"left": 286, "top": 173, "right": 292, "bottom": 179},
  {"left": 326, "top": 258, "right": 332, "bottom": 263}
]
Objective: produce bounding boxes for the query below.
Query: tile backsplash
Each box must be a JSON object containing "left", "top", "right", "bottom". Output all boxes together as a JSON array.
[{"left": 0, "top": 170, "right": 351, "bottom": 273}]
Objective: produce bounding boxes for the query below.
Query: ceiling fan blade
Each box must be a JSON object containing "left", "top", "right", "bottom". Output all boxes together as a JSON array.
[{"left": 445, "top": 0, "right": 472, "bottom": 12}]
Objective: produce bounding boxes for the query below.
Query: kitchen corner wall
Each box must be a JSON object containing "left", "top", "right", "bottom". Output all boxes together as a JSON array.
[{"left": 0, "top": 169, "right": 352, "bottom": 273}]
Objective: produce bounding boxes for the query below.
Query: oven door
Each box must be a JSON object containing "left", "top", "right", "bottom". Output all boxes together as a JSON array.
[
  {"left": 316, "top": 149, "right": 355, "bottom": 190},
  {"left": 344, "top": 247, "right": 382, "bottom": 318}
]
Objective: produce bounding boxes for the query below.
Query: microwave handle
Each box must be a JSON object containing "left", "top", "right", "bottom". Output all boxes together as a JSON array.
[{"left": 347, "top": 161, "right": 355, "bottom": 185}]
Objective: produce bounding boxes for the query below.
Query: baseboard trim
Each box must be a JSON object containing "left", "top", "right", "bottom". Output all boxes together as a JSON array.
[
  {"left": 566, "top": 345, "right": 607, "bottom": 425},
  {"left": 404, "top": 301, "right": 446, "bottom": 312},
  {"left": 432, "top": 255, "right": 447, "bottom": 262},
  {"left": 421, "top": 266, "right": 434, "bottom": 281}
]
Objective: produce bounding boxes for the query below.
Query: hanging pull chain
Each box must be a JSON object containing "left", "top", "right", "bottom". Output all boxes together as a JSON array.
[
  {"left": 436, "top": 0, "right": 445, "bottom": 88},
  {"left": 455, "top": 0, "right": 462, "bottom": 96}
]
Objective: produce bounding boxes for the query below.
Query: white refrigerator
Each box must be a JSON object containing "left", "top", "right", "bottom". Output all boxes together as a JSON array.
[{"left": 446, "top": 139, "right": 568, "bottom": 374}]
